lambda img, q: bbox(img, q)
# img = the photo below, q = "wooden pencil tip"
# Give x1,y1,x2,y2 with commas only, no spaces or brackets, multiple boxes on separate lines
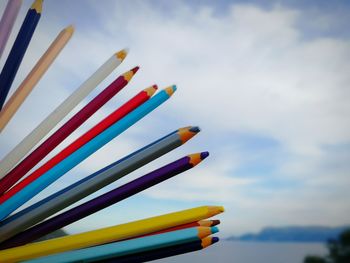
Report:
115,49,128,61
189,126,201,133
131,66,139,74
164,85,177,97
211,220,221,226
201,236,219,248
188,152,208,166
207,206,225,217
64,25,75,34
197,227,214,239
31,0,43,13
122,66,139,82
177,126,200,144
211,226,219,234
144,85,158,97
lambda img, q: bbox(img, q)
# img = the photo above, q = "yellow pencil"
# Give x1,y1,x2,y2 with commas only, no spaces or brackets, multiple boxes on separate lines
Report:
0,206,224,262
0,25,74,132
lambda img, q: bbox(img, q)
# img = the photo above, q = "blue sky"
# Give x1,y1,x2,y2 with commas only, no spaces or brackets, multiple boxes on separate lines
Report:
0,0,349,237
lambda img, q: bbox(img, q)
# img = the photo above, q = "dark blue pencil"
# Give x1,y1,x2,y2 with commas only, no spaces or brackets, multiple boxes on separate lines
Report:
103,236,219,263
0,0,43,109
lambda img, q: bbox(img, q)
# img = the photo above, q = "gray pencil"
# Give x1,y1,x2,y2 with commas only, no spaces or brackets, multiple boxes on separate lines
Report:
0,126,200,243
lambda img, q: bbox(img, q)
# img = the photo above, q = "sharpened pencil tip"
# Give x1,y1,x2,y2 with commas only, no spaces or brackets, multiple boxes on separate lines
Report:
207,206,225,217
202,236,219,248
144,85,158,97
211,220,221,226
178,126,200,144
189,126,201,133
31,0,43,13
200,151,209,160
65,25,75,34
212,237,220,244
164,85,176,96
188,152,208,166
131,66,139,74
211,226,219,234
115,49,128,61
122,67,139,82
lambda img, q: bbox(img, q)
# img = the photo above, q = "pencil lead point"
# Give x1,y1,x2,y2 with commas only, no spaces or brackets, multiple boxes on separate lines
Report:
189,126,201,133
212,236,220,244
211,226,219,234
131,66,139,74
211,220,221,226
200,151,209,160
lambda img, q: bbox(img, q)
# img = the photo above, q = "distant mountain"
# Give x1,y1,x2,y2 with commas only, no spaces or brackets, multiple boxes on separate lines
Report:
227,226,350,243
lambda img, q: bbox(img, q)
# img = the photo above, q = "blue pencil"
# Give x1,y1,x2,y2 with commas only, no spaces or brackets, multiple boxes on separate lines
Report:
24,226,218,263
0,86,176,220
0,0,43,109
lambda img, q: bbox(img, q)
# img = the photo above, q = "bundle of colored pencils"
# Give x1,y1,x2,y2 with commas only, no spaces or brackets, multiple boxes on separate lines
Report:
0,1,225,262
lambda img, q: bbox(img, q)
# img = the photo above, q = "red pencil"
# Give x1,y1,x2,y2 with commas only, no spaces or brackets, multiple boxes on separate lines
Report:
0,67,139,195
0,85,157,203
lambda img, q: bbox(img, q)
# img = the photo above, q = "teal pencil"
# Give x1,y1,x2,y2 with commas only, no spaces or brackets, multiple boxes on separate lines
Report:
0,86,177,220
24,226,218,263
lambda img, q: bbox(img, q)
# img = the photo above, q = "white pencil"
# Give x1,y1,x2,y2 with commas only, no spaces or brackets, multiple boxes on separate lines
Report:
0,50,128,179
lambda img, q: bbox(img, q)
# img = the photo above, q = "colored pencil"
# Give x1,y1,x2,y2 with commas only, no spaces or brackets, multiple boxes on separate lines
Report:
0,85,156,204
0,0,22,58
0,50,128,180
24,227,218,263
0,86,176,220
0,205,224,262
0,0,42,109
0,67,138,195
0,126,200,242
0,151,209,247
103,236,219,263
138,219,221,238
0,25,74,132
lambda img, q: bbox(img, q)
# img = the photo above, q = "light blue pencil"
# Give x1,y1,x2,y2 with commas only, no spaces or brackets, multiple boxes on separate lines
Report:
0,86,176,220
24,226,218,263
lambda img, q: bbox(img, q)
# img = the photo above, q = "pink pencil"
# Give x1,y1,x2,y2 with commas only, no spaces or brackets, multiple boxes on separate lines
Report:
0,0,22,58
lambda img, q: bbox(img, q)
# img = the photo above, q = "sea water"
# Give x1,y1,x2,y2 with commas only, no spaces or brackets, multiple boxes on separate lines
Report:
155,241,327,263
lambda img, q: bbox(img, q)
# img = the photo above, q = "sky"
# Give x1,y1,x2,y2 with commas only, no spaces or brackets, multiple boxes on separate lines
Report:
0,0,349,238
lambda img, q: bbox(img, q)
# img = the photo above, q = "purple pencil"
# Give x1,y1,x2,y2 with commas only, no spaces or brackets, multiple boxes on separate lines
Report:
0,0,22,58
0,152,210,249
